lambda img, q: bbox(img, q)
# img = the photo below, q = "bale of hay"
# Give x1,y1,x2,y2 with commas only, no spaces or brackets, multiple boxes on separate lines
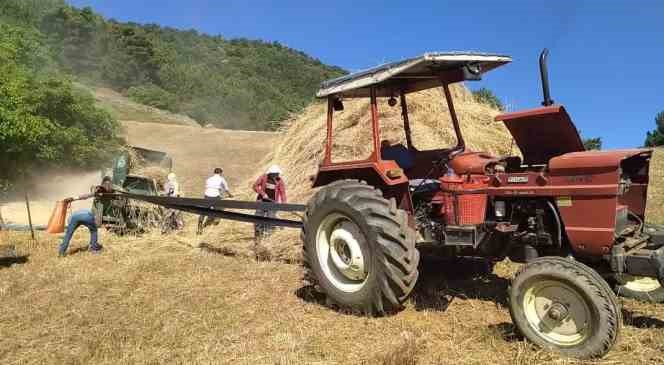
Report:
131,165,169,189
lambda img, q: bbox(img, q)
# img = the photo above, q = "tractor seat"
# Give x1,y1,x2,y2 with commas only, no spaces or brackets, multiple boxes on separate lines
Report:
381,142,415,170
409,179,440,195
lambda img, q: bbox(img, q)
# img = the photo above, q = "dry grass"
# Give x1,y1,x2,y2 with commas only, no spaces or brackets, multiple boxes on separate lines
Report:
3,226,664,364
2,88,664,364
645,148,664,223
88,85,201,127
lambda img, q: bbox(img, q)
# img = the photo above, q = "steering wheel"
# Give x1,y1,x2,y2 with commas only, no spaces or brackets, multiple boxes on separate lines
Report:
448,147,465,160
433,147,465,168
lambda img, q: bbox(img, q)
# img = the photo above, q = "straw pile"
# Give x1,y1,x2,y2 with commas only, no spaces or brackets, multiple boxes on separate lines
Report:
124,147,169,188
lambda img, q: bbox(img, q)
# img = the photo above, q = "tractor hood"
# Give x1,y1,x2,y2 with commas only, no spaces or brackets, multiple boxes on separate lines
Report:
549,148,652,170
495,105,584,165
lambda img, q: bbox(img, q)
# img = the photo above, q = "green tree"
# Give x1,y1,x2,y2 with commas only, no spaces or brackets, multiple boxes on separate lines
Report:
472,88,505,111
583,137,602,150
0,22,122,187
645,111,664,147
1,0,346,131
127,83,177,110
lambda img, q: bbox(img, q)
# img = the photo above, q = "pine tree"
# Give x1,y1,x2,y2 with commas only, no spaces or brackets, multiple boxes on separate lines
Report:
645,111,664,147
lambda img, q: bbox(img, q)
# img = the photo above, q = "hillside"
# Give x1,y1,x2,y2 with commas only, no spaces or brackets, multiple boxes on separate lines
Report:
85,85,200,127
121,121,277,196
1,0,345,130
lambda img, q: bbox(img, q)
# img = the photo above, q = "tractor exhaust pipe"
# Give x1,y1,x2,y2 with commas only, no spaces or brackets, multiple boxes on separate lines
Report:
539,49,554,106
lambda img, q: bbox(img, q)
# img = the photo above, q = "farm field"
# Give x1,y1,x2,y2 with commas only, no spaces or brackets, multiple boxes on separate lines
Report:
2,91,664,364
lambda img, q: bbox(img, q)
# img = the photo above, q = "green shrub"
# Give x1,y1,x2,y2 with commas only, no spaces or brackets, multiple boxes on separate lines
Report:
127,84,177,111
472,88,505,111
583,137,602,150
645,111,664,147
0,22,122,184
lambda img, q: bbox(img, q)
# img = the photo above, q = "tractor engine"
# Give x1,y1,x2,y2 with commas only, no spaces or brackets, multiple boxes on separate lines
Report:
487,199,561,262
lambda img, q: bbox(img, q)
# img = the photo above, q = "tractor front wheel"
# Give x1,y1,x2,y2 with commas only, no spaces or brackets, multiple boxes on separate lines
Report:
614,275,664,303
302,180,419,316
508,257,621,359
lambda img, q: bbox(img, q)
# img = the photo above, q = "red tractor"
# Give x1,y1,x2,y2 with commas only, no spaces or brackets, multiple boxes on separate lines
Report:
301,50,662,358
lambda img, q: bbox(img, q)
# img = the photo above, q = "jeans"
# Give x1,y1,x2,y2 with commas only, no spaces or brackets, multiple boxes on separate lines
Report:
197,196,221,234
59,209,100,254
254,205,277,240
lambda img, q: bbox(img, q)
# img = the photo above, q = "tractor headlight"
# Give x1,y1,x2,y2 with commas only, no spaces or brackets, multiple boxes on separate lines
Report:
494,201,506,218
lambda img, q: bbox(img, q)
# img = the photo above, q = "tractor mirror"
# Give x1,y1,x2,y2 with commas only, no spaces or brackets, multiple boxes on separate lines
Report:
462,64,482,81
333,97,344,111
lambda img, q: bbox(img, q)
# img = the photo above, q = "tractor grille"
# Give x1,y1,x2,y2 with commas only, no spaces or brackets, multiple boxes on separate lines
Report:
440,176,488,225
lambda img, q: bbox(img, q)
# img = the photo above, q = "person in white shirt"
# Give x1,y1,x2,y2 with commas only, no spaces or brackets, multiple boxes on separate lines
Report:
162,173,184,232
164,173,180,197
197,168,233,235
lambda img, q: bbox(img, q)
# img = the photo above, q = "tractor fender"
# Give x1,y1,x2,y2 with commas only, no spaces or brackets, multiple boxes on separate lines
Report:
312,161,413,214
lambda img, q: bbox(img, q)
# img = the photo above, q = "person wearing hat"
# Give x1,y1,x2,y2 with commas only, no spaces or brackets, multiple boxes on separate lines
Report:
162,172,183,232
252,165,287,240
59,176,115,256
164,172,180,198
197,167,233,235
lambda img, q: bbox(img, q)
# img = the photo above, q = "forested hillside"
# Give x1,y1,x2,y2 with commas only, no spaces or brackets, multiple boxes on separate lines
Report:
0,1,122,193
1,0,345,130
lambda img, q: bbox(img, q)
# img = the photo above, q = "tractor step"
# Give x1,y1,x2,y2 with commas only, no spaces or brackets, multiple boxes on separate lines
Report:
444,225,480,248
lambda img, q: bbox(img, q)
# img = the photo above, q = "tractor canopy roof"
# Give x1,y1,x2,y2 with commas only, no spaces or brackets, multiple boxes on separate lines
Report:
317,52,511,98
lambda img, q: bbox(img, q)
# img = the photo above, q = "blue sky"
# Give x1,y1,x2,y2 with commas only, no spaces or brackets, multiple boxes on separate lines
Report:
68,0,663,149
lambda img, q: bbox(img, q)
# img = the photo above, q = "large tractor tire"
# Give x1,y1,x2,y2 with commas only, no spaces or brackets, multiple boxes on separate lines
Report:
302,180,419,316
508,257,621,359
614,275,664,303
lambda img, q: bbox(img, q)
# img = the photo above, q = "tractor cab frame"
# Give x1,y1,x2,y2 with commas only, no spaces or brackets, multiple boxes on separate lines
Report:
313,53,512,214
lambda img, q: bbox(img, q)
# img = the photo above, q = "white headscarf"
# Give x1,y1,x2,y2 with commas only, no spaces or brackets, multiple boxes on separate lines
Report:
165,173,179,196
267,165,282,175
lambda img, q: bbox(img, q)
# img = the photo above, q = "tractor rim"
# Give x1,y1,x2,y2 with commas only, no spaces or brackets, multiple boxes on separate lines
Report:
623,275,662,292
316,213,368,293
522,279,592,347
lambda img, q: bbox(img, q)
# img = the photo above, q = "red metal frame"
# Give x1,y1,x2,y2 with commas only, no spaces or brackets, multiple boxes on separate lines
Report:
399,91,413,149
441,82,465,149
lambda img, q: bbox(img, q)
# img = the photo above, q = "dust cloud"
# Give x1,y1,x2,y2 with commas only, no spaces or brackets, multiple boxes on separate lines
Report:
1,171,102,226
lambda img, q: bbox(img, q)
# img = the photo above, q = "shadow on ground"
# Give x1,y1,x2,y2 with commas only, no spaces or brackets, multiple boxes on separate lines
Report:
623,309,664,329
295,256,509,316
488,322,523,342
0,255,29,268
410,256,509,312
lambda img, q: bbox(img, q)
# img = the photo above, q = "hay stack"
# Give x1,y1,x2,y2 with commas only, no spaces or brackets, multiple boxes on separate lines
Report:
251,85,514,203
131,166,169,189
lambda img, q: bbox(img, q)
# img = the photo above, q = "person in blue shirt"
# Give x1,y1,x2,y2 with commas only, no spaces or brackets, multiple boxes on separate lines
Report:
59,176,114,257
380,139,415,170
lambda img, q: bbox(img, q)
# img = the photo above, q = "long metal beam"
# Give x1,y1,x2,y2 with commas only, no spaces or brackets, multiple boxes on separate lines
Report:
101,193,305,228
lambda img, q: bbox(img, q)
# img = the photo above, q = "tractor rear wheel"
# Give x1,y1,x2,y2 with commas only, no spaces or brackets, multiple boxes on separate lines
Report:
508,257,621,359
614,275,664,303
302,180,419,316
